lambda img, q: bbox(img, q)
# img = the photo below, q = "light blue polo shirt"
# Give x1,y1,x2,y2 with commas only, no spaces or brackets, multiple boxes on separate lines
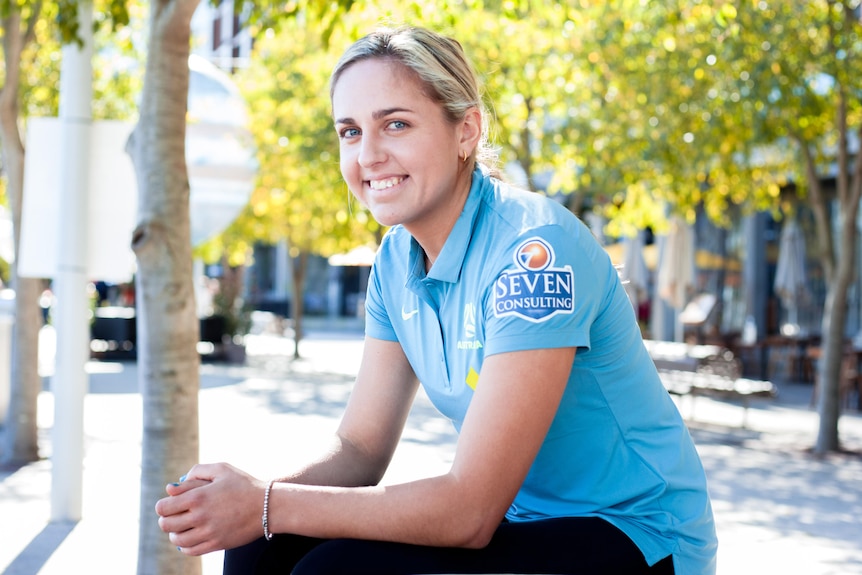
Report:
364,167,717,574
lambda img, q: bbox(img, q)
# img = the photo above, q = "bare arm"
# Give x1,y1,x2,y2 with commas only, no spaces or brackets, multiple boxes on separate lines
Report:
157,343,575,554
157,343,574,555
264,346,575,549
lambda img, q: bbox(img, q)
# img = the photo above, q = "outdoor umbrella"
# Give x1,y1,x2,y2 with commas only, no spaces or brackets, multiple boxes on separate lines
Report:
773,219,809,328
657,216,696,341
622,231,649,309
658,216,695,309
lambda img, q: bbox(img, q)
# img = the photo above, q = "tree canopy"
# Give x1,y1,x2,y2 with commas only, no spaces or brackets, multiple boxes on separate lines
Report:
222,0,823,255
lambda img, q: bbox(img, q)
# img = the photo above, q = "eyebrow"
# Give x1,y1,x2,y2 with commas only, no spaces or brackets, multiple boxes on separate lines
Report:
334,107,414,125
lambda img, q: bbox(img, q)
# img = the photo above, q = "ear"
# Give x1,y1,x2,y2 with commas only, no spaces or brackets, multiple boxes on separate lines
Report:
458,106,483,155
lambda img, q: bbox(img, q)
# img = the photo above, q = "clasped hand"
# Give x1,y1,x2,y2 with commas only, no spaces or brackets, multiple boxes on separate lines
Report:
155,462,266,556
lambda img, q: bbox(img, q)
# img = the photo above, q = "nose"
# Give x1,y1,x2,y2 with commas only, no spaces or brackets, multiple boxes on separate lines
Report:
357,133,386,168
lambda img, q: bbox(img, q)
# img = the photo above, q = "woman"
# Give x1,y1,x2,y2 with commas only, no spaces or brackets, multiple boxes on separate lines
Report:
156,25,718,574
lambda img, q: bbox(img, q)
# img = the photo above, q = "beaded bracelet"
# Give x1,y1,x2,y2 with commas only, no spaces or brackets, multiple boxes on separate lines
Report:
262,479,275,541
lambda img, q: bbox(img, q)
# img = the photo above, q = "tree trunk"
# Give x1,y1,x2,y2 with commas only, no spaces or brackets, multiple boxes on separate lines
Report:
215,256,246,338
805,89,862,454
0,11,42,466
291,251,308,360
128,0,202,573
815,287,844,453
814,192,857,454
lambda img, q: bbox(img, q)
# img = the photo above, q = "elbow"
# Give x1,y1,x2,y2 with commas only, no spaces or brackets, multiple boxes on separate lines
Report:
449,507,506,550
460,529,495,550
434,472,513,548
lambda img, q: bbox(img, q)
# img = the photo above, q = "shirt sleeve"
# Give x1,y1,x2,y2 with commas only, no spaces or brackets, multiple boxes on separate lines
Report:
363,260,399,342
482,222,614,357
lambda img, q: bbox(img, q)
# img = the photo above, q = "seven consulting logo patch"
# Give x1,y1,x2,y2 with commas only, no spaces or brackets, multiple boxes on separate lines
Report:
493,237,574,322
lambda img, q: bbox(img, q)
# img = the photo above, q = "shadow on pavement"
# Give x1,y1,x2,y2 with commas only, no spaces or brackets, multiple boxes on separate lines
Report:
3,521,76,575
49,360,264,395
693,421,862,555
688,422,763,446
0,460,26,482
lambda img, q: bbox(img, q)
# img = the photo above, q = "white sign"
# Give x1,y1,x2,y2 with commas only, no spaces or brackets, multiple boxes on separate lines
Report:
19,118,137,282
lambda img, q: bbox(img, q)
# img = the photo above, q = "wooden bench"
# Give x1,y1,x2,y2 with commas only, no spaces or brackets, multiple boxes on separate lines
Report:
643,340,777,427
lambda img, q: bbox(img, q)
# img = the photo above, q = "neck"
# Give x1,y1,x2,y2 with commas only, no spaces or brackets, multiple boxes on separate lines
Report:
409,165,474,271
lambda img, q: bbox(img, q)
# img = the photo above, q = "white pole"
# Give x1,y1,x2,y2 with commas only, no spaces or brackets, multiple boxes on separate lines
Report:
51,1,93,522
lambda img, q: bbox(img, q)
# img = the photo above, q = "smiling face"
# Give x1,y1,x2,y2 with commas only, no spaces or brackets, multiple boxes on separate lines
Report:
332,58,479,244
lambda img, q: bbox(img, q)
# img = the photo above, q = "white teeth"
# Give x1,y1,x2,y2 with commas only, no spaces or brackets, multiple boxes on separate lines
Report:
369,177,404,190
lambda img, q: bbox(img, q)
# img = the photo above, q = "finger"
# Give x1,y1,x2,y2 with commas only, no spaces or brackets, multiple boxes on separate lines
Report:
171,528,218,557
155,495,178,519
176,541,215,557
155,482,207,518
162,463,224,496
158,507,196,534
165,478,210,497
184,462,232,483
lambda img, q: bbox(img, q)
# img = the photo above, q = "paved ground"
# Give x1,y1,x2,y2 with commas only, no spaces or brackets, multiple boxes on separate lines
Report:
1,321,861,574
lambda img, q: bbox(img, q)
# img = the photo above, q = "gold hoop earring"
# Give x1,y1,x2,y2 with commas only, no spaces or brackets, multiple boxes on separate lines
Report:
462,150,469,163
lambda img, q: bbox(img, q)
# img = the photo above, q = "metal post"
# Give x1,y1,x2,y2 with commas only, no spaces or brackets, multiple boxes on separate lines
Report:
51,0,93,522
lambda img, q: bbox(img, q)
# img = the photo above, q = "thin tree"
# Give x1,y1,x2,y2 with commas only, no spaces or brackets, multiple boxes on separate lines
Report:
127,2,203,571
130,2,357,571
0,1,43,466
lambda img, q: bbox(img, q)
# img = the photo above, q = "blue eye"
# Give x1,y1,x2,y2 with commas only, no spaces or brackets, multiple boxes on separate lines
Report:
340,127,360,138
388,120,407,130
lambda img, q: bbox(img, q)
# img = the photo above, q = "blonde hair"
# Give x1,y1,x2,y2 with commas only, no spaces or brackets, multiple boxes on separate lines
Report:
330,25,499,173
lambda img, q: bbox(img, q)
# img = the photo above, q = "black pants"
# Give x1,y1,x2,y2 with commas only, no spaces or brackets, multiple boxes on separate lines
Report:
223,516,674,574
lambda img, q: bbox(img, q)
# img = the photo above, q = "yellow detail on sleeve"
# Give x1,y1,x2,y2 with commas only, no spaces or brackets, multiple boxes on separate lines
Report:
466,367,480,390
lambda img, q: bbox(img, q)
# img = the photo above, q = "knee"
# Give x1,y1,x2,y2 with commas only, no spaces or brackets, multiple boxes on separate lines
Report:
291,539,375,575
222,537,270,575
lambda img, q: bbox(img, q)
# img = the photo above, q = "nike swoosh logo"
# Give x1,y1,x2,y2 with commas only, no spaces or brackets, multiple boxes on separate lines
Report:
401,307,419,320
